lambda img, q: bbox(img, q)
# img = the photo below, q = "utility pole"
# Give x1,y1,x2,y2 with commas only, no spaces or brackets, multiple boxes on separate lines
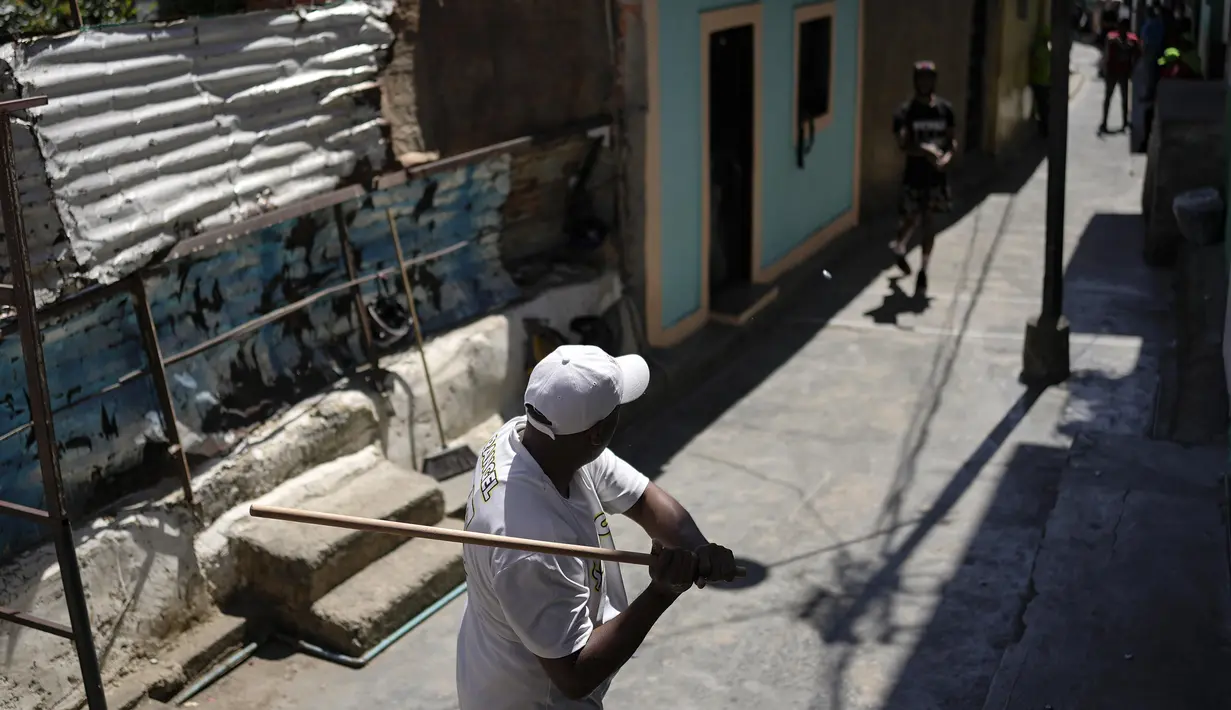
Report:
1022,0,1072,386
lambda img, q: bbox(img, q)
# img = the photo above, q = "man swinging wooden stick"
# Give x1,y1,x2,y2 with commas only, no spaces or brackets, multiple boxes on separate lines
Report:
250,344,742,707
456,344,739,708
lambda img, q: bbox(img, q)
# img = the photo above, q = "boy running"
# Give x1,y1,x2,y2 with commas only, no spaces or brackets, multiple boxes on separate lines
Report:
890,60,957,296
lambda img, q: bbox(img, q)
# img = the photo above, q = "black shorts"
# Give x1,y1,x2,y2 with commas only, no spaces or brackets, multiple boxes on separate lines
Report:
899,180,952,217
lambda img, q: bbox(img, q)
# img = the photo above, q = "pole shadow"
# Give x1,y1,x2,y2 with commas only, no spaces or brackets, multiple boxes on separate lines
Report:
804,204,1177,708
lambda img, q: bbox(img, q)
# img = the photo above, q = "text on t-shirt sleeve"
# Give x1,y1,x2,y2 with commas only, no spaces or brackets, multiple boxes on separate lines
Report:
589,449,651,515
492,553,595,660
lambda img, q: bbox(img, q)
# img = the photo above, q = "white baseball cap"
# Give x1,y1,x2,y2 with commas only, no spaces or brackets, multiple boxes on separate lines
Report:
523,344,650,439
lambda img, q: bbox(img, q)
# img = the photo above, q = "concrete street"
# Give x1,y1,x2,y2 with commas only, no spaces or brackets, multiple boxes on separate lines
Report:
195,44,1230,709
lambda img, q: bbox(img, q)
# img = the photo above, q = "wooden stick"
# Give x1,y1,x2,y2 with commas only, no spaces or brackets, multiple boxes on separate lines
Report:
249,504,747,578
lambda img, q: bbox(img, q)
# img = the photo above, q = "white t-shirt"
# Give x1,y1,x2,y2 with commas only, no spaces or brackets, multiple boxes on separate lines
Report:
456,416,650,709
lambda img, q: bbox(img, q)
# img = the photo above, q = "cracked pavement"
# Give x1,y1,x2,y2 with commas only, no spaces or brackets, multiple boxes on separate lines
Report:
979,431,1231,710
196,44,1230,709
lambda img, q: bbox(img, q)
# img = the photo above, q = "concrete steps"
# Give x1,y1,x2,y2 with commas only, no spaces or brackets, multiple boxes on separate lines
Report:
230,458,445,614
301,517,467,656
197,440,471,660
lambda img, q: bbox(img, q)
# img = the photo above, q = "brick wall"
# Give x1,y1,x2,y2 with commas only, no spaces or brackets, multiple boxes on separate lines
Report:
0,135,609,562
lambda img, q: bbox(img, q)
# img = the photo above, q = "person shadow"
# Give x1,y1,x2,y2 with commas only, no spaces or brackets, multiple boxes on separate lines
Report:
863,276,933,326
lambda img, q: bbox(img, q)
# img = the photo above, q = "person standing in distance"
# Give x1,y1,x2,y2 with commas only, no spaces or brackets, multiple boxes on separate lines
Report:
1099,17,1141,134
889,60,957,297
456,344,740,709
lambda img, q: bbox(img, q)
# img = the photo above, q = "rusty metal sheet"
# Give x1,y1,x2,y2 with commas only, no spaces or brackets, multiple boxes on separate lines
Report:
0,1,394,295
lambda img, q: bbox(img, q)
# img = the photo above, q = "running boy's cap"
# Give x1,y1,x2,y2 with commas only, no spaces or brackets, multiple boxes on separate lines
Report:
913,60,938,75
523,345,650,440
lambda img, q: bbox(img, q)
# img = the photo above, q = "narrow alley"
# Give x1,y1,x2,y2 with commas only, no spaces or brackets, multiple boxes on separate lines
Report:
170,44,1231,710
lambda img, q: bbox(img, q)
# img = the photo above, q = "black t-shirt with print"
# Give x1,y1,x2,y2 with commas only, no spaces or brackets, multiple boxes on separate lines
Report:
893,97,956,187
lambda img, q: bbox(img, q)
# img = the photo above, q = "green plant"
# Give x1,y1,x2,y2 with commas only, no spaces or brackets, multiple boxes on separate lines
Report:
1,0,136,40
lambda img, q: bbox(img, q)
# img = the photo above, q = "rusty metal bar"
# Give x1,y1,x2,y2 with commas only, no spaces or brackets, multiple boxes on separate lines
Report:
162,238,470,368
0,237,473,448
372,116,612,191
66,0,82,28
165,185,364,262
61,367,145,408
0,188,366,337
0,498,50,524
0,420,30,444
333,204,377,369
0,96,50,113
0,606,74,639
0,367,144,445
0,95,107,710
374,136,533,191
0,279,131,338
129,279,193,506
0,122,604,340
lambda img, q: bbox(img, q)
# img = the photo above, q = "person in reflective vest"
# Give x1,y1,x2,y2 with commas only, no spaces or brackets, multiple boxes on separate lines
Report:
1158,46,1199,79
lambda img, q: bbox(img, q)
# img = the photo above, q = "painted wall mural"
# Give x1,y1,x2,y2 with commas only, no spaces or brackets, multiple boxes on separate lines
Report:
0,154,521,562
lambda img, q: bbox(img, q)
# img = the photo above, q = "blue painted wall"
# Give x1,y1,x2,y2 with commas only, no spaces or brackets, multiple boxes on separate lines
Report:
0,154,521,561
653,0,860,328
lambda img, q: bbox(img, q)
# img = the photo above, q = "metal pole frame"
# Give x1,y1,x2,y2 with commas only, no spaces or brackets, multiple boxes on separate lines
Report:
129,277,194,507
332,204,378,370
67,0,82,30
0,104,606,710
1021,0,1073,386
1042,0,1071,320
0,95,108,709
384,208,448,446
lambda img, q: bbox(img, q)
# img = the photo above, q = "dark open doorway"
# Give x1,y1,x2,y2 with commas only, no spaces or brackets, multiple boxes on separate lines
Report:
707,23,769,323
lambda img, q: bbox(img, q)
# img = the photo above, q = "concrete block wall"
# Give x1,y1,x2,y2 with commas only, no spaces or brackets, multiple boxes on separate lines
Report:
1173,240,1230,444
1142,80,1228,265
0,135,608,563
0,293,159,559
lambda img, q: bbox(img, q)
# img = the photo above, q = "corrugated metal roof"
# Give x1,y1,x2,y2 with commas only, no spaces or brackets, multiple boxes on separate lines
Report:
0,1,393,299
0,66,74,305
